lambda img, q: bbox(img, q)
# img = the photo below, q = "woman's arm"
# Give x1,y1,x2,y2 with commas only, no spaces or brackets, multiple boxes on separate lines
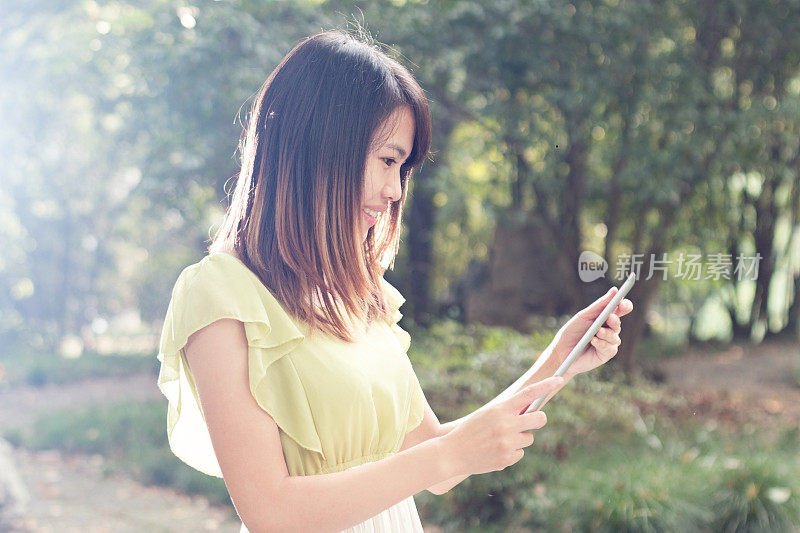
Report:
429,290,633,495
426,342,569,495
275,441,447,531
484,342,570,410
185,318,455,532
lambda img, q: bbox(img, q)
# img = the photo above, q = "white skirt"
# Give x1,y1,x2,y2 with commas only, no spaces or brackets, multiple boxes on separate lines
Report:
239,459,425,532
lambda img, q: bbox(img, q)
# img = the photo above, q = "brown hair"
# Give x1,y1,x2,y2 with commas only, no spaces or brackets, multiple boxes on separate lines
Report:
209,30,431,342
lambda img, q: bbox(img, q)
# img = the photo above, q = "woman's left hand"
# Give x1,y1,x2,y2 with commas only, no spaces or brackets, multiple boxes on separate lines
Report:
550,287,634,378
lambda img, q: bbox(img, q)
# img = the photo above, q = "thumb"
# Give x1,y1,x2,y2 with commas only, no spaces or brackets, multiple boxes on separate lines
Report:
578,287,617,319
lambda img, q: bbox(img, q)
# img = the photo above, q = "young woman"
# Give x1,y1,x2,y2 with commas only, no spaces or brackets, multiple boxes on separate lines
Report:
156,30,633,532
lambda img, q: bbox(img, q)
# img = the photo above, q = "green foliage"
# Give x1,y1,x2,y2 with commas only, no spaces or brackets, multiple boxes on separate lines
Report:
2,0,800,359
711,456,800,533
0,0,335,349
26,401,160,456
411,320,800,532
634,332,690,362
534,375,676,456
2,428,24,448
2,2,798,526
408,318,556,420
543,453,711,533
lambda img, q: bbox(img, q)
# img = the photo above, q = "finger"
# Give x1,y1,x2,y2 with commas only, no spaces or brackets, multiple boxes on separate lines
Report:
598,331,621,346
590,336,620,358
596,326,621,345
615,299,634,317
509,376,565,413
517,410,547,431
606,313,621,333
513,431,535,451
578,287,617,319
518,433,535,449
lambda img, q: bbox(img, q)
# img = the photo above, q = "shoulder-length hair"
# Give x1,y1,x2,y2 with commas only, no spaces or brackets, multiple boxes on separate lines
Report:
209,30,432,342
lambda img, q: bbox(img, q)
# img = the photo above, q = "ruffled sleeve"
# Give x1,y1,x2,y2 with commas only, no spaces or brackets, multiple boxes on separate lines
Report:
156,254,323,477
379,277,425,437
380,277,411,352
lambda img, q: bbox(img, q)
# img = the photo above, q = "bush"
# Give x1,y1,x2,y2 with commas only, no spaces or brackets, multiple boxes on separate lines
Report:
410,319,800,532
711,456,800,533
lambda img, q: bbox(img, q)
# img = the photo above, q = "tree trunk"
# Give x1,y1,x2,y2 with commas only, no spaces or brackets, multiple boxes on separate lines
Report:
403,114,456,326
405,178,435,326
603,171,621,271
616,274,662,375
725,180,752,340
603,79,638,269
747,171,779,336
770,161,800,340
619,159,706,370
729,306,752,340
513,150,525,210
780,269,800,341
561,119,587,306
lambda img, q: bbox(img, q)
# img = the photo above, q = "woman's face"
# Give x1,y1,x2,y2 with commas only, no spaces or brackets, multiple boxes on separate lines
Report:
361,106,415,242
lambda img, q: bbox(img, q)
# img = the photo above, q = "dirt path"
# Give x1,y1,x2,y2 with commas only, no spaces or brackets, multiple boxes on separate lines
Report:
652,338,800,425
7,447,242,532
1,373,243,532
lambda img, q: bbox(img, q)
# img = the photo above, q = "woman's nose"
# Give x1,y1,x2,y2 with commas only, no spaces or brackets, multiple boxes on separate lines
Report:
382,169,402,202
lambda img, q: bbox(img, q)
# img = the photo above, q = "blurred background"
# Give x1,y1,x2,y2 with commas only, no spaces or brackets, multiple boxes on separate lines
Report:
1,0,799,531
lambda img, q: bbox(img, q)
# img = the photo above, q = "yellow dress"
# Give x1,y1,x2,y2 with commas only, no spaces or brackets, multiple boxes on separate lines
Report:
156,253,427,532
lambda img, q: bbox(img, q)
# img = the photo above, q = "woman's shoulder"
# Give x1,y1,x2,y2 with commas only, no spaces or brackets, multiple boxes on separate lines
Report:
160,251,306,356
212,244,243,262
165,249,288,327
173,250,252,291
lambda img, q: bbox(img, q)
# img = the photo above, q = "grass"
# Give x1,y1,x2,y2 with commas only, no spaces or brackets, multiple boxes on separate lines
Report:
414,397,800,532
0,346,158,388
1,399,233,508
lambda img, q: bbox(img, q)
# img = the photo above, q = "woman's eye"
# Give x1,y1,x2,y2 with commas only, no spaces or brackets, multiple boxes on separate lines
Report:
381,157,397,167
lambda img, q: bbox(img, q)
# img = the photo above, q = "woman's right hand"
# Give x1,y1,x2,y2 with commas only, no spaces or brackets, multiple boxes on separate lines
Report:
440,376,564,478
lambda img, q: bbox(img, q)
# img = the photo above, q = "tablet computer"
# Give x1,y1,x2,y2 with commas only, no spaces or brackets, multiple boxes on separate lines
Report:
524,271,637,413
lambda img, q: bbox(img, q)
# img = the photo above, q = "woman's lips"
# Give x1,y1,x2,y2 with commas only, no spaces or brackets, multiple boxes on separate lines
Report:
363,210,377,226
